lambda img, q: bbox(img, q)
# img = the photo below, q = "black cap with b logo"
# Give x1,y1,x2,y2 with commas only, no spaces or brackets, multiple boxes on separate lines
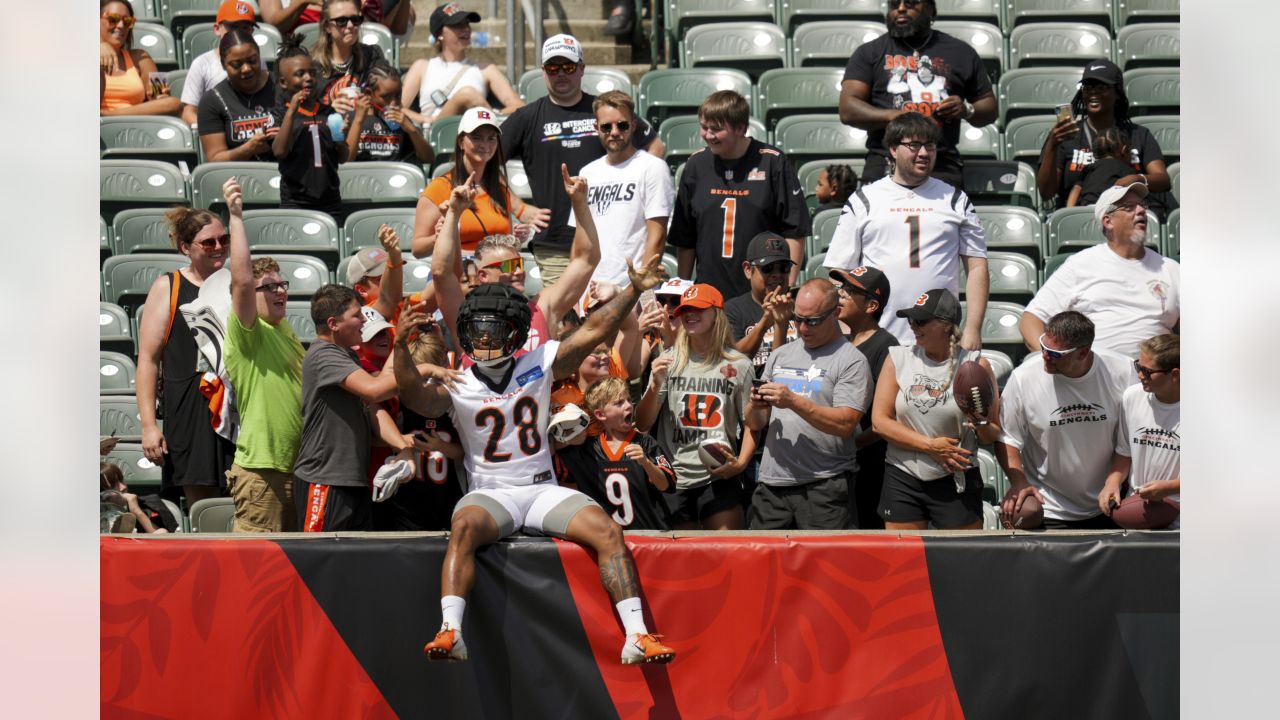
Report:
746,232,792,267
896,288,961,325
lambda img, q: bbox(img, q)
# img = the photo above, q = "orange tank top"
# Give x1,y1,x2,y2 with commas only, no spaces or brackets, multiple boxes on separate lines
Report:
101,50,146,112
423,172,524,254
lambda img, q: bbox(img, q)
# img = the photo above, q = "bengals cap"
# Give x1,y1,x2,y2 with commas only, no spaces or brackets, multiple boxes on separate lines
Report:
216,0,256,25
458,106,501,135
895,288,960,325
830,265,890,303
673,284,724,315
429,3,481,39
542,34,583,64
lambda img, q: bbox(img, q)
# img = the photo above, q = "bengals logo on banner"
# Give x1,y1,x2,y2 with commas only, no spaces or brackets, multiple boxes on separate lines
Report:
677,393,724,429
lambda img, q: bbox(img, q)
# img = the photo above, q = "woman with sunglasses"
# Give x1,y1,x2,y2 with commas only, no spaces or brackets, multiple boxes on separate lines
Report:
197,28,279,163
870,288,1000,530
99,0,180,116
412,107,548,258
135,207,237,509
635,284,755,531
311,0,387,115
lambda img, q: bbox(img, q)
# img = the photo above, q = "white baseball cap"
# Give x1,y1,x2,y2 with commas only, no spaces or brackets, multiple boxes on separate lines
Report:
1093,182,1149,225
542,33,583,64
458,106,501,135
360,306,393,343
653,277,694,297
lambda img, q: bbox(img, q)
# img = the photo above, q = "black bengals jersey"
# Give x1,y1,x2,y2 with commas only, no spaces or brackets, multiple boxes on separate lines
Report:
272,99,343,215
668,138,810,299
372,411,467,532
555,431,676,531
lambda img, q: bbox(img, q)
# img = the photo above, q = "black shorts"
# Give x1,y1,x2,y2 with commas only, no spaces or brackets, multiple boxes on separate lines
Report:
750,473,851,530
297,480,373,532
664,476,743,525
878,464,982,528
1041,513,1118,530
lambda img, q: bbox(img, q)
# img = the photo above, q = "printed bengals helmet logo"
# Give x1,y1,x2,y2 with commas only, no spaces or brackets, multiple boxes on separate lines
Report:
914,293,930,306
683,286,699,300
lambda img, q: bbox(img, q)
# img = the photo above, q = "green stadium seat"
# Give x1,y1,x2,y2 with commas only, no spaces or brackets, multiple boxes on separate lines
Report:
100,394,144,441
506,159,533,201
112,208,181,255
1047,205,1161,254
1115,23,1179,69
796,158,865,199
1136,115,1179,164
520,253,542,298
637,68,753,126
1007,0,1114,29
1003,116,1054,165
337,254,434,294
242,209,342,268
100,117,198,168
997,67,1080,126
431,161,454,179
962,160,1038,208
189,497,235,532
790,21,884,68
774,114,868,163
1162,207,1179,257
134,0,162,22
283,300,317,345
100,302,136,357
980,349,1015,390
777,0,883,33
681,22,786,79
428,114,464,170
1114,0,1181,26
657,115,767,169
190,161,279,211
519,67,633,102
662,254,679,279
165,68,187,101
1008,24,1113,70
976,447,1008,504
1042,252,1071,282
101,215,112,262
253,254,331,297
1167,161,1179,203
808,207,841,257
1122,67,1180,115
100,160,188,223
935,0,1002,25
162,0,220,37
934,21,1006,81
181,22,282,68
756,68,843,129
970,250,1040,303
963,300,1028,364
958,120,1002,159
101,351,139,395
102,253,190,309
104,442,162,492
803,252,826,282
975,206,1045,265
131,22,180,70
338,162,427,211
342,208,415,256
669,0,775,53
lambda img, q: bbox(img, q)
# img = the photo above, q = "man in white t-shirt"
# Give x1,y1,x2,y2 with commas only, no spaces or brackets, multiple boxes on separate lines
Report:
997,311,1132,529
569,90,674,289
179,1,268,126
1020,182,1180,359
824,111,988,348
1100,333,1180,528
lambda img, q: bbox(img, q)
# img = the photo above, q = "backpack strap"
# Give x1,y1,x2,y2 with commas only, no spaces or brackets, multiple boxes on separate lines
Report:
163,270,181,346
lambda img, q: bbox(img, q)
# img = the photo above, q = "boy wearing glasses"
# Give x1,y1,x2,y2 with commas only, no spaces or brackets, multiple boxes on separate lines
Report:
725,232,799,377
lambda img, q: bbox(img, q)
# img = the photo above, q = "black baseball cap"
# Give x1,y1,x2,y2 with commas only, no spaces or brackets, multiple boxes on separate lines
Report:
896,288,960,325
746,232,792,267
430,3,481,38
1080,59,1123,88
830,266,890,303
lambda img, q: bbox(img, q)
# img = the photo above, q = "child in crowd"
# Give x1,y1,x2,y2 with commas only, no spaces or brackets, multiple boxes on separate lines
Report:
1067,127,1132,208
815,164,857,214
272,34,348,222
100,461,175,534
346,61,435,163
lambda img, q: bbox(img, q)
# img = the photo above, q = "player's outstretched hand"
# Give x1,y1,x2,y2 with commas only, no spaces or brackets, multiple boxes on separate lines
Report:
625,253,668,294
561,163,588,200
222,176,244,217
422,363,464,390
395,300,431,345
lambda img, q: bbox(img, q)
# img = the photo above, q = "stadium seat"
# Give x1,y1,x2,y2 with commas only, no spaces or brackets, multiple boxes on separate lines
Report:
669,0,775,52
342,208,415,256
1115,23,1179,69
102,253,190,309
181,21,282,68
1042,252,1071,282
506,159,533,201
981,349,1015,389
756,68,843,129
1122,67,1180,115
190,161,279,211
520,253,542,298
1008,24,1113,69
1007,0,1113,29
101,351,139,395
337,254,433,294
808,207,841,257
162,0,220,38
957,120,1001,159
100,302,136,356
242,209,342,268
976,447,1008,504
134,0,162,22
100,160,188,223
934,0,1002,25
774,114,868,164
431,161,454,180
101,215,113,263
975,250,1040,303
428,114,463,166
100,116,198,168
657,115,767,169
975,206,1045,265
104,442,162,493
131,22,179,70
1138,114,1179,164
189,497,235,532
1162,207,1179,258
111,208,181,255
637,68,753,126
519,67,633,103
790,20,884,67
1003,116,1054,164
796,158,865,199
681,22,786,79
165,68,187,102
662,254,680,279
962,160,1038,208
1167,161,1179,203
777,0,883,33
803,252,826,282
1114,0,1181,26
966,300,1028,364
253,255,331,297
283,300,317,345
997,67,1081,126
933,21,1006,81
1046,206,1160,254
100,394,144,441
338,162,427,211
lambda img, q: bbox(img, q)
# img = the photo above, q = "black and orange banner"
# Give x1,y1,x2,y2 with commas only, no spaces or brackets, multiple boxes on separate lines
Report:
101,533,1177,719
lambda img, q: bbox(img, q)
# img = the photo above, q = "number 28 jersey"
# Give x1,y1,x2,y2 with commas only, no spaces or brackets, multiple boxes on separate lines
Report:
448,340,559,490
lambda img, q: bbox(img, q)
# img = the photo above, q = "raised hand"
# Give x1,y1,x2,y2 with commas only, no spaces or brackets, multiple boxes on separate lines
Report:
561,163,587,200
625,253,668,294
377,224,402,254
448,169,481,212
222,176,244,217
287,88,310,113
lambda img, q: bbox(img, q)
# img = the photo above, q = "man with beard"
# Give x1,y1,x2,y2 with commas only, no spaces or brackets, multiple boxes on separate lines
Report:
839,0,997,187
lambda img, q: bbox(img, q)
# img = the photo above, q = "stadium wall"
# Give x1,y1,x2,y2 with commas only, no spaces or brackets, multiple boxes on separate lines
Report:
101,532,1178,719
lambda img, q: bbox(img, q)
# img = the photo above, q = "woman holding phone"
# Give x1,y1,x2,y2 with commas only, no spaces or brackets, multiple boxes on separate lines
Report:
99,0,180,116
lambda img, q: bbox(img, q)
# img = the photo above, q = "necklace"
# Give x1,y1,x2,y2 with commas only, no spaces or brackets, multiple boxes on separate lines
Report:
902,30,933,59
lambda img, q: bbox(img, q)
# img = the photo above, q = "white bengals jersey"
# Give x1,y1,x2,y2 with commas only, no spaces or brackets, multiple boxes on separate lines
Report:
825,176,986,344
448,340,559,490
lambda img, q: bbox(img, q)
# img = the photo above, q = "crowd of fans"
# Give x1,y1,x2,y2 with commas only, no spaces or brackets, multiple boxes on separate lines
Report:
102,0,1180,534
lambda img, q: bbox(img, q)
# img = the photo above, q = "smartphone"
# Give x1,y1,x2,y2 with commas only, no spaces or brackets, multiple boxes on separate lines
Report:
751,378,767,390
1055,103,1072,124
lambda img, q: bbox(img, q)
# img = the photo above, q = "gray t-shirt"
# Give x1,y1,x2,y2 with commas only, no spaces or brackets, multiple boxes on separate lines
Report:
293,340,371,487
653,350,755,489
886,344,981,481
758,336,872,486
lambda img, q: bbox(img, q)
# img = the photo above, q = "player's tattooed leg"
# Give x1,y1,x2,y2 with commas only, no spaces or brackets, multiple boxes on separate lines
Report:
599,551,640,602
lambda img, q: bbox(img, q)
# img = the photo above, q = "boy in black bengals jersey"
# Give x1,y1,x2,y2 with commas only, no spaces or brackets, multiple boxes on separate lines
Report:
557,377,676,530
272,35,348,222
668,90,810,300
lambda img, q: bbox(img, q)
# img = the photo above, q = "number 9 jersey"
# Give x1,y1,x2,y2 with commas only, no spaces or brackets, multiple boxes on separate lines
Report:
449,340,560,490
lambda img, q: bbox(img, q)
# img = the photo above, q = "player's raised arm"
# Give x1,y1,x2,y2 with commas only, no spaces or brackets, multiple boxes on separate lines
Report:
553,254,666,380
539,164,601,320
431,174,481,341
394,302,454,418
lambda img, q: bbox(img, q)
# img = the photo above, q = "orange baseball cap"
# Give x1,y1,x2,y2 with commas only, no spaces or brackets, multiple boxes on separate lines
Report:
673,284,724,315
216,0,257,24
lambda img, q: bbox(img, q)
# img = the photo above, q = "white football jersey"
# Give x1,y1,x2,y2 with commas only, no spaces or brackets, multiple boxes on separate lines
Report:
448,340,560,490
825,176,986,344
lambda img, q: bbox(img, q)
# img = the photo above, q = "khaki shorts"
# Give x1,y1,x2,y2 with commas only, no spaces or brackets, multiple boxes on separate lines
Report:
226,464,298,533
530,244,571,287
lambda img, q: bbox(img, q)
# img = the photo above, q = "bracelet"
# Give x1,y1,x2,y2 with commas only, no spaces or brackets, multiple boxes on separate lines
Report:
386,259,405,269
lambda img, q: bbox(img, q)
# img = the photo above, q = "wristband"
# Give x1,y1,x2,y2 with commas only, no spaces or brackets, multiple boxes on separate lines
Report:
386,259,405,269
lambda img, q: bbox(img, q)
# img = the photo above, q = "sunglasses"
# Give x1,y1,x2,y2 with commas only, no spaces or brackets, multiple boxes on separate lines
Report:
543,62,579,75
192,234,231,250
897,140,937,154
837,283,874,301
102,13,136,29
1039,333,1080,360
256,281,290,294
792,306,837,327
329,14,364,27
1133,360,1169,378
907,316,938,328
655,295,683,308
756,260,793,275
890,0,925,8
599,121,630,134
481,256,524,273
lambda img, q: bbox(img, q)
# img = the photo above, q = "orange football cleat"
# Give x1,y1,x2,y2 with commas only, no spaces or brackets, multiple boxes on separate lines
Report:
424,625,468,662
621,633,675,665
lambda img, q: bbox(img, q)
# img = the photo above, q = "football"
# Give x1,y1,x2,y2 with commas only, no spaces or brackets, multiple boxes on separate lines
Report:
953,360,995,420
1004,493,1044,530
1111,495,1180,530
696,439,735,470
